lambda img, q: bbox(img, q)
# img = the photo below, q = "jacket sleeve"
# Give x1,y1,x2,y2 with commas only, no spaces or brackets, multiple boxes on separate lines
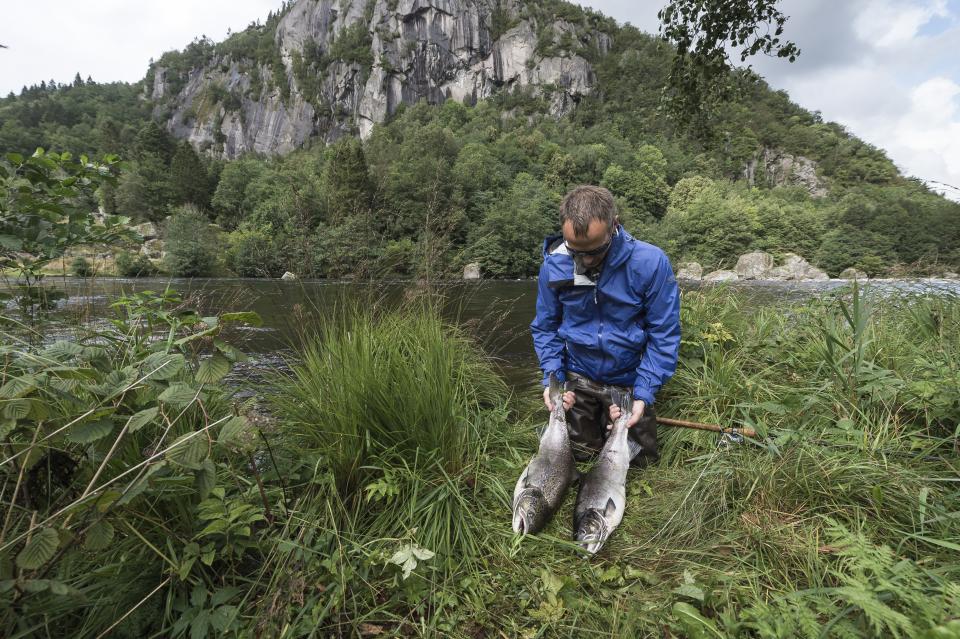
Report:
530,261,566,386
632,252,681,405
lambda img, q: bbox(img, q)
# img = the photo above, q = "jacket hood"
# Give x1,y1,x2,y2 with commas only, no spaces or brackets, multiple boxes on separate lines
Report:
541,224,634,268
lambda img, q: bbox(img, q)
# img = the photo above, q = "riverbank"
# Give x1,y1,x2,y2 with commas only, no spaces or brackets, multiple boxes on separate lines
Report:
2,284,958,637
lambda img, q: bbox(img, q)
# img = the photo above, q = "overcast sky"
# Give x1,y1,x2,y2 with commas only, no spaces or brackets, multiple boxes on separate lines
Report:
1,0,958,200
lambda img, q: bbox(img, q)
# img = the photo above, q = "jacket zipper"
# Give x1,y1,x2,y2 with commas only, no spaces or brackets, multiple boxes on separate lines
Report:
595,287,605,377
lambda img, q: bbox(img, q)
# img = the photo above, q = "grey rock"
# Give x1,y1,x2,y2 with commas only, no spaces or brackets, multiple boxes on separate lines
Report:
675,262,702,280
463,262,481,280
134,222,159,240
140,238,165,260
839,267,868,280
734,251,774,280
152,0,600,158
281,271,297,281
703,269,739,282
942,271,959,279
769,253,829,281
744,148,828,198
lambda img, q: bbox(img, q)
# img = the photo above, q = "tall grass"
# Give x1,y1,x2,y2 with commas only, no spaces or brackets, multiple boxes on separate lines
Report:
267,302,508,559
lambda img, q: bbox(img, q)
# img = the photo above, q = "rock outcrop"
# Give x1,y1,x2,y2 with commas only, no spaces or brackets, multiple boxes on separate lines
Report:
151,0,608,158
744,148,827,198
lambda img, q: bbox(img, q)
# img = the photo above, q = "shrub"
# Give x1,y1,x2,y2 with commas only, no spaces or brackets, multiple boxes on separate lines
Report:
70,256,94,277
162,205,219,277
225,226,285,278
115,250,158,277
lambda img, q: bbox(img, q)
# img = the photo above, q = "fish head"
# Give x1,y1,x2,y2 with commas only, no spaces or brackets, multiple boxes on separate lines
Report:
512,489,551,535
574,509,610,554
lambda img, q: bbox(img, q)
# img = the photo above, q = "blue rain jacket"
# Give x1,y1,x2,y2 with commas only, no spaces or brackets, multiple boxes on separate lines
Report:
530,225,681,405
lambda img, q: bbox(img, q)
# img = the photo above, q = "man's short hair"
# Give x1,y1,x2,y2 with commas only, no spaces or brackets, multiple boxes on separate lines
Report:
559,185,617,237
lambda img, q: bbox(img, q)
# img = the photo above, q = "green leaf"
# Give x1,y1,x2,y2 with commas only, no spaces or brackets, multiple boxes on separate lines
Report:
16,527,60,570
196,355,231,384
67,418,114,444
125,407,158,433
4,399,31,420
117,463,165,506
0,375,37,399
672,602,723,639
0,235,22,251
41,340,85,361
166,432,208,469
214,339,248,363
218,416,249,445
220,311,262,326
83,520,115,551
159,382,199,408
196,458,216,499
142,352,185,381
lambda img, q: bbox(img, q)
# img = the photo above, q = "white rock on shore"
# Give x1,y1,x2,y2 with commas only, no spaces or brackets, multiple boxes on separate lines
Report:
676,262,703,280
703,269,739,282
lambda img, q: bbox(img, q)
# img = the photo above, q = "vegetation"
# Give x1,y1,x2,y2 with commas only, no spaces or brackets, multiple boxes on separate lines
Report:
2,0,958,279
3,279,959,636
162,206,221,277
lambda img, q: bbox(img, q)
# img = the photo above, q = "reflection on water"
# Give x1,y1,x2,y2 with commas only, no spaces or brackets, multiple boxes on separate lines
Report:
5,276,959,392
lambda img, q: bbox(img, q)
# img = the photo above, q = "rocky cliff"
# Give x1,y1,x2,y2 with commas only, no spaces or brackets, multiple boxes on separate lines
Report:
149,0,611,159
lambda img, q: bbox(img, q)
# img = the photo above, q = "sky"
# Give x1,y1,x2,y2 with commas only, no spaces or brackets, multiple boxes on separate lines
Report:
1,0,958,200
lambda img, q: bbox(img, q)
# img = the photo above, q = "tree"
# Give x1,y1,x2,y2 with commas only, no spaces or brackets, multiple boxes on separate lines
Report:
170,141,211,208
600,145,670,221
659,0,799,132
322,137,372,223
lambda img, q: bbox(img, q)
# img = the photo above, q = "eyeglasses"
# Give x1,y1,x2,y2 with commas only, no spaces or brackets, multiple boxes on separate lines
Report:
565,236,612,258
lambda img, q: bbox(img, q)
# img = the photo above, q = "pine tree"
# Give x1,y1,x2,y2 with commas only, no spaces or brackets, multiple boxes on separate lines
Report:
170,142,211,208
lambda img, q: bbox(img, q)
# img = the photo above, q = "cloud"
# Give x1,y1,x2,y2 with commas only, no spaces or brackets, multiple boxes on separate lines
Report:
0,0,283,94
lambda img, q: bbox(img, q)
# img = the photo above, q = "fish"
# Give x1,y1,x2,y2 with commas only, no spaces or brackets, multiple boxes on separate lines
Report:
573,388,634,554
511,373,578,535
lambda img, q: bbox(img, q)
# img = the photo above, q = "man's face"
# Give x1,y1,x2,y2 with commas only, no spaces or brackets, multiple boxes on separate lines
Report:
562,218,614,270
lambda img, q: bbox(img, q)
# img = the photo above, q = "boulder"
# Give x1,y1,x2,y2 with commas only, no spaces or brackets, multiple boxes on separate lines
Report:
134,222,159,240
839,267,868,280
463,262,481,280
703,270,739,282
769,253,829,281
942,271,959,279
734,251,774,280
280,271,297,281
139,238,165,260
676,262,703,280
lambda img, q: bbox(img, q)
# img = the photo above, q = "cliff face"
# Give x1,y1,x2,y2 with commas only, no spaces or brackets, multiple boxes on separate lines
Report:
149,0,611,159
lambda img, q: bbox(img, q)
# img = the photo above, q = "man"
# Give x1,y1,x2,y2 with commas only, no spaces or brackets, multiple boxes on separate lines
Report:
530,185,681,467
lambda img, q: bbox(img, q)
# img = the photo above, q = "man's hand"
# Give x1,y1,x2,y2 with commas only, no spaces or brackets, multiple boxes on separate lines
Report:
608,401,645,429
544,386,576,412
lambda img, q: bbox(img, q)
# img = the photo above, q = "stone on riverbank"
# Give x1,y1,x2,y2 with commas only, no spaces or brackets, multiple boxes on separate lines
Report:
281,271,297,281
769,253,828,281
839,267,868,280
676,262,703,280
140,238,165,260
704,270,739,282
735,251,775,280
463,263,481,280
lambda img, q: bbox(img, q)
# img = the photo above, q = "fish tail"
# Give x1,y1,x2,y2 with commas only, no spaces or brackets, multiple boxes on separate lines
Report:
548,372,563,407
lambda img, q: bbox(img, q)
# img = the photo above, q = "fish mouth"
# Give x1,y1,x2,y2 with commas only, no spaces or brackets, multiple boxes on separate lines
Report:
574,510,609,554
512,490,545,535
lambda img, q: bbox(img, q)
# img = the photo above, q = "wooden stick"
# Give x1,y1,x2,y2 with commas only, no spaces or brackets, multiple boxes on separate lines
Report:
656,416,757,438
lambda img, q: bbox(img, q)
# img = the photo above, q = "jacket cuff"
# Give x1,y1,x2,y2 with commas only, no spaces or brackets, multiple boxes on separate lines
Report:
632,386,655,405
541,369,566,386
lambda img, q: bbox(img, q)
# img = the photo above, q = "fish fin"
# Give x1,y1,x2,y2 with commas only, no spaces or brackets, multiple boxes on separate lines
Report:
604,497,617,516
520,467,531,489
621,393,633,417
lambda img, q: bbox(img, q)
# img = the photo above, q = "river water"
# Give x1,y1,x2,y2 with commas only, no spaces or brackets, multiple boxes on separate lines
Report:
7,276,960,392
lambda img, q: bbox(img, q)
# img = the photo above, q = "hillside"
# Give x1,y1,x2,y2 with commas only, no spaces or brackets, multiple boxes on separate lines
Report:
1,0,958,277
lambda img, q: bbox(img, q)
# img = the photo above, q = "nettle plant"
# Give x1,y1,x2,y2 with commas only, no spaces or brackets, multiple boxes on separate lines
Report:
0,287,263,634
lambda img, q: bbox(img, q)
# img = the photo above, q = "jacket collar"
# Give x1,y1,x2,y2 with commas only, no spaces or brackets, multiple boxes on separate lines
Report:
542,224,633,288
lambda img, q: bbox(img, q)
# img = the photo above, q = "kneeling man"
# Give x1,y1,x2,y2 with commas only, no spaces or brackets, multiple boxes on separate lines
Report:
530,185,681,467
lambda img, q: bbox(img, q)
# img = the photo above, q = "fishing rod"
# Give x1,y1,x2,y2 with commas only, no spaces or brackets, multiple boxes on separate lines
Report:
656,416,757,438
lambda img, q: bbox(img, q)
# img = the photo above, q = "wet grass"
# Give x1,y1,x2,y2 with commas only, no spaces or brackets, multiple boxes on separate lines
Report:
4,285,959,637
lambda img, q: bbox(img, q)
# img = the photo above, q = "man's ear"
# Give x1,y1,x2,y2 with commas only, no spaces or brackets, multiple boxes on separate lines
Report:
613,215,620,228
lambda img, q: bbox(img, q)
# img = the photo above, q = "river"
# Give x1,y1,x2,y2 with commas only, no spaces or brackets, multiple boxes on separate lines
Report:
7,276,960,392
